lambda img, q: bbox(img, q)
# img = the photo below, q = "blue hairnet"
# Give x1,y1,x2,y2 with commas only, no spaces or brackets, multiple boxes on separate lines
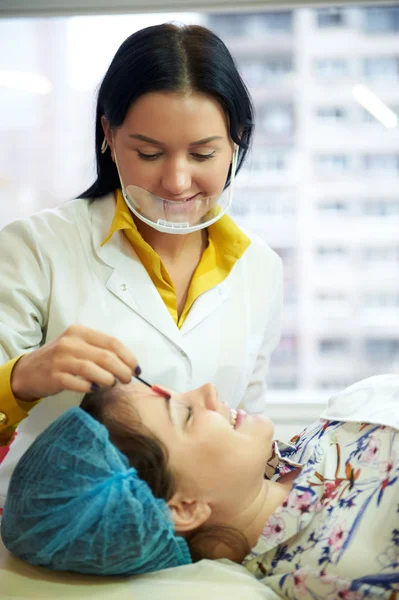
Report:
1,407,191,576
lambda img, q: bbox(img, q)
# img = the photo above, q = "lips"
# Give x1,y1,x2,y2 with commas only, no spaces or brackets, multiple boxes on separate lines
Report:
163,193,201,203
229,408,247,429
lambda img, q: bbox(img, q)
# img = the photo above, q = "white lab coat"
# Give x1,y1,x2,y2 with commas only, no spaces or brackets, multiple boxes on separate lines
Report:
0,193,283,505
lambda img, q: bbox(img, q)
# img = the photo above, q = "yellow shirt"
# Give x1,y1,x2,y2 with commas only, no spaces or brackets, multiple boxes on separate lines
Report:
0,190,250,443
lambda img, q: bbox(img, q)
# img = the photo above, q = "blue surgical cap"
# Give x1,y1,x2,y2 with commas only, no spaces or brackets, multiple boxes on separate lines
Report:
1,407,192,576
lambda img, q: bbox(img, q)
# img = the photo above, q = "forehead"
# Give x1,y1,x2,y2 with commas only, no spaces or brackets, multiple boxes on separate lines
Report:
123,91,229,136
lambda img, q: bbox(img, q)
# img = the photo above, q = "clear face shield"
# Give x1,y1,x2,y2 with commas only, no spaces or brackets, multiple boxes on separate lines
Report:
113,143,239,235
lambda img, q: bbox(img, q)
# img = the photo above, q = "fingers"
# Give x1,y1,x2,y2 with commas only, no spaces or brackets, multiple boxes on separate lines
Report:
67,325,139,374
60,357,117,388
55,372,93,394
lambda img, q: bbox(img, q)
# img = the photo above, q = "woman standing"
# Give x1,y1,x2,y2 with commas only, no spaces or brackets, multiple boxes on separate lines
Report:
0,23,283,508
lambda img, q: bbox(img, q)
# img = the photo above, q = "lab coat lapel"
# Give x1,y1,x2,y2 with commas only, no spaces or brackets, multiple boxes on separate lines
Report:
90,195,182,346
180,282,232,335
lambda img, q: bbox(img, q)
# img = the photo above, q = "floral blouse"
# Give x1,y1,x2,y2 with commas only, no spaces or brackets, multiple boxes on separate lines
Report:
243,383,399,599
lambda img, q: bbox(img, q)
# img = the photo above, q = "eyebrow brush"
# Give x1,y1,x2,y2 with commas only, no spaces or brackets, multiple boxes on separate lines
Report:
134,374,171,400
91,374,171,400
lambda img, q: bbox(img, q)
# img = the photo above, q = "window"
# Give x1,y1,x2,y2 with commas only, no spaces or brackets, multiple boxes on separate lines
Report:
319,379,352,391
363,246,399,263
316,292,350,316
246,149,290,172
316,154,351,173
365,339,399,361
240,57,293,87
364,6,399,33
363,293,399,309
317,200,350,214
316,8,348,28
364,57,399,80
362,199,399,216
363,154,399,175
316,107,348,122
319,339,349,355
207,11,292,37
259,104,294,135
316,246,348,259
315,58,350,77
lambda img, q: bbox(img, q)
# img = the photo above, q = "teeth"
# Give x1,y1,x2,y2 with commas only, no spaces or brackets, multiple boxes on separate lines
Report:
230,409,237,428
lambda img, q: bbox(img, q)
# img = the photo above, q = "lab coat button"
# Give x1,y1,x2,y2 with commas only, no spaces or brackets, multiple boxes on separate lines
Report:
0,412,8,426
120,284,127,292
180,350,186,358
218,288,223,295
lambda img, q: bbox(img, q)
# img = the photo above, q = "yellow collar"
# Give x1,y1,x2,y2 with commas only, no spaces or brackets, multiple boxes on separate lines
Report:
101,189,250,326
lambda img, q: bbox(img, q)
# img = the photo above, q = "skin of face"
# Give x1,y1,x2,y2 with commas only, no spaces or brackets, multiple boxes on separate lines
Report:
120,381,275,537
101,91,235,213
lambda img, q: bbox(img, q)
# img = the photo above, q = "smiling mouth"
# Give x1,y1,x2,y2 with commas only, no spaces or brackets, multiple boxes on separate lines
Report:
163,193,201,204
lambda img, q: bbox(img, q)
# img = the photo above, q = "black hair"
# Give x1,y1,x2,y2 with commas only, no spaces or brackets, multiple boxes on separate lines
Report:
80,23,254,199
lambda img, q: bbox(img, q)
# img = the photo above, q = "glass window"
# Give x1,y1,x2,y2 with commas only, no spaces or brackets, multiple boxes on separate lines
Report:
315,58,351,77
240,57,293,87
319,379,351,390
363,154,399,174
316,8,348,28
363,293,399,309
207,11,292,37
364,6,399,33
316,246,348,258
316,107,348,122
364,57,399,80
317,200,350,214
316,154,351,173
319,339,349,354
363,246,399,262
259,104,294,135
362,199,399,216
365,339,399,361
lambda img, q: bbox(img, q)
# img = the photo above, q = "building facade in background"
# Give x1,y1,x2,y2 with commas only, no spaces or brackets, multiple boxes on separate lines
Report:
208,5,399,390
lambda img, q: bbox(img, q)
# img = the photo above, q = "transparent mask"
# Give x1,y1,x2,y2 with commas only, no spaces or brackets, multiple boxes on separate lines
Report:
114,144,239,235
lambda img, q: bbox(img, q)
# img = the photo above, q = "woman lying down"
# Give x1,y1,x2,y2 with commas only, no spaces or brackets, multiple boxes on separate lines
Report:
1,375,399,599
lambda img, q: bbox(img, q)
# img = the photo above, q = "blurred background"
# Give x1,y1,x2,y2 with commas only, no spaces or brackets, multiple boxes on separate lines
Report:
1,2,398,436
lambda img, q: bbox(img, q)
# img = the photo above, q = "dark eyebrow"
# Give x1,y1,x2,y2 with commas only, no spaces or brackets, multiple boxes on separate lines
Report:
128,134,224,147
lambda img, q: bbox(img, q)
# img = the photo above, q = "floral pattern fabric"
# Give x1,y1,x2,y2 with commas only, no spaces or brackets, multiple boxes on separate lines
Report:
243,418,399,599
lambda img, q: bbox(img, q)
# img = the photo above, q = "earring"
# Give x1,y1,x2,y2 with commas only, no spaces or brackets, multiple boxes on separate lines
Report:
101,137,109,154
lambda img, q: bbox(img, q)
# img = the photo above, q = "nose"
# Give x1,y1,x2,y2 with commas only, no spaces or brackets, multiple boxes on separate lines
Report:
188,383,219,412
161,157,192,196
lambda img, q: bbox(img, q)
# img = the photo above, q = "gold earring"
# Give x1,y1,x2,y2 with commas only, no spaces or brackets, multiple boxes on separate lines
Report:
101,137,109,154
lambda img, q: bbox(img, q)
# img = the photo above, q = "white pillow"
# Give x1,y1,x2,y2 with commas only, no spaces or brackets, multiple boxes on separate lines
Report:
0,538,279,600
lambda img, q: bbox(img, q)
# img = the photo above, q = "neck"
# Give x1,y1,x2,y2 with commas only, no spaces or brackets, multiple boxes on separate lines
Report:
133,215,205,263
209,478,292,562
238,479,292,550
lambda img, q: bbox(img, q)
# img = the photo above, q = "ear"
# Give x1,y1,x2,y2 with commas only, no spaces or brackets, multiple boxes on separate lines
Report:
100,114,115,161
167,493,211,534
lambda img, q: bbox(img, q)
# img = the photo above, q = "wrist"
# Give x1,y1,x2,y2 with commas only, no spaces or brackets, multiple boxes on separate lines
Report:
10,356,37,402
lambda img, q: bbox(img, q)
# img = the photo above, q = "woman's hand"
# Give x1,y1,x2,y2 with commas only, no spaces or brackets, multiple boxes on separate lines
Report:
10,325,139,401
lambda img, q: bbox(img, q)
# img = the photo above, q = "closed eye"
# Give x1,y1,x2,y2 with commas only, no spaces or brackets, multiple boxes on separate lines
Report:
136,150,216,162
186,405,193,423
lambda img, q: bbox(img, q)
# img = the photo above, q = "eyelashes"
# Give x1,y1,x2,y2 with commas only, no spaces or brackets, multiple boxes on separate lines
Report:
186,405,193,423
136,150,216,162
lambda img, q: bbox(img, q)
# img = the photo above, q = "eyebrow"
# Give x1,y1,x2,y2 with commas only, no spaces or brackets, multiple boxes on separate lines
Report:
128,134,224,147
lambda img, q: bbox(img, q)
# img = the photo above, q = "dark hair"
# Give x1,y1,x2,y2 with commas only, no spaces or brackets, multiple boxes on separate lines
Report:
80,387,250,563
80,23,254,199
